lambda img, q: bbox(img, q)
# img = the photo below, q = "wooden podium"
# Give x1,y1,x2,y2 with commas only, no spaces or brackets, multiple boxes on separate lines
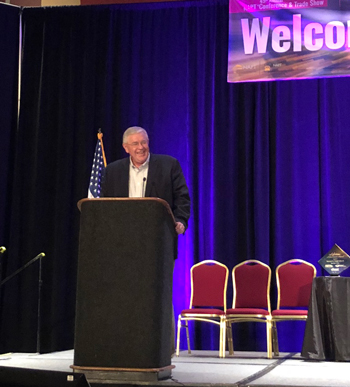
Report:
72,198,176,383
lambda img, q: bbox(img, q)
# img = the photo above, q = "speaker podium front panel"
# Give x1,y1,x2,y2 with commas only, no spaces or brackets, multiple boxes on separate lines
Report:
73,198,175,372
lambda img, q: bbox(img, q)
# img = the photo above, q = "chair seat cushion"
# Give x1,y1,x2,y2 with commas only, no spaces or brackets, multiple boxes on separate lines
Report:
181,308,225,315
272,309,308,316
226,308,270,316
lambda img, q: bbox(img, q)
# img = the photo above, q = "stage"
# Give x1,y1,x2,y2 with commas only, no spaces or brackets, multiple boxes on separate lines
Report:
0,349,348,387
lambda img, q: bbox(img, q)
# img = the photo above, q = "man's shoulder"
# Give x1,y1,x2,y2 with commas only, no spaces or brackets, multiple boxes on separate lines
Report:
106,157,129,170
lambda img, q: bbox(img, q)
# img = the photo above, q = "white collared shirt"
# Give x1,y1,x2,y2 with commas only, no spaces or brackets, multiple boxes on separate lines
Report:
128,154,150,197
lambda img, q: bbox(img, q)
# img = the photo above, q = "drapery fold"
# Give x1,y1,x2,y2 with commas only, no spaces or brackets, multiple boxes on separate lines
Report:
1,0,350,353
0,3,20,255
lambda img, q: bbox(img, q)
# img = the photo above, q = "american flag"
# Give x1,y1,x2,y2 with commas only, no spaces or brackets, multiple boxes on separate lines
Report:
88,135,106,198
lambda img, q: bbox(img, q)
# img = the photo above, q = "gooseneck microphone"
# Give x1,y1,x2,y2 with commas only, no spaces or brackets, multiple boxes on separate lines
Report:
142,177,147,197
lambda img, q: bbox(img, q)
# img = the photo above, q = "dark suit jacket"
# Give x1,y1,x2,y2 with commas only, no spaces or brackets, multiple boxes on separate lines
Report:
101,153,191,229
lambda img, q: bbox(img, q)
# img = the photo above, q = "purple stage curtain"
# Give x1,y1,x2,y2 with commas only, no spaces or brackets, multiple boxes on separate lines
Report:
1,0,350,354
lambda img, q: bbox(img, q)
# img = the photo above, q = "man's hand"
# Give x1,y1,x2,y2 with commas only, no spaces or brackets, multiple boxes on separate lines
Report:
175,222,185,235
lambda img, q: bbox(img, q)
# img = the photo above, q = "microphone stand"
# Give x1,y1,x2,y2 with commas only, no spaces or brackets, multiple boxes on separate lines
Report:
36,256,43,354
0,252,46,354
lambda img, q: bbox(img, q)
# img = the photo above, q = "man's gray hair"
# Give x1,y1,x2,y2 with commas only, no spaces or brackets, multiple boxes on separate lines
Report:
122,126,149,144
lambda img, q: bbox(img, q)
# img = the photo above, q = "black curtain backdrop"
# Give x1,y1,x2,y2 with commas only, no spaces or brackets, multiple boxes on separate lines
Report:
0,3,20,263
1,0,350,354
0,2,21,351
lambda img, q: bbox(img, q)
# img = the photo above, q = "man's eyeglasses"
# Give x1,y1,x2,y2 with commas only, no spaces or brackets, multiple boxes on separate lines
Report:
127,140,148,147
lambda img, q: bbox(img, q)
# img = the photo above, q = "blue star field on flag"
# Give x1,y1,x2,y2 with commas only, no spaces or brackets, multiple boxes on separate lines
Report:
88,139,105,198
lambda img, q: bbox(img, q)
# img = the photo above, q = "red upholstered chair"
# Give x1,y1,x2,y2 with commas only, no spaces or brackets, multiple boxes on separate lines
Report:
176,260,229,358
271,259,316,356
226,260,272,358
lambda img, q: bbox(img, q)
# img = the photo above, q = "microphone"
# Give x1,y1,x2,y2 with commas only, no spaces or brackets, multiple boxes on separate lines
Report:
142,177,147,197
0,246,6,254
0,252,46,287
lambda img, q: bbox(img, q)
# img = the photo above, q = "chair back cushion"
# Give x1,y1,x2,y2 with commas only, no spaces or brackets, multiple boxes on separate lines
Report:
233,260,271,309
191,261,228,308
277,260,316,308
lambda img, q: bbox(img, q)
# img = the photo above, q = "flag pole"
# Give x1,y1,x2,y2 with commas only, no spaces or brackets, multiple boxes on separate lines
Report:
98,128,107,167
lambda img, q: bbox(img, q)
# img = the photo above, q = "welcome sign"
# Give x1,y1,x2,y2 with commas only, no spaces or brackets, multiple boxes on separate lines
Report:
228,0,350,82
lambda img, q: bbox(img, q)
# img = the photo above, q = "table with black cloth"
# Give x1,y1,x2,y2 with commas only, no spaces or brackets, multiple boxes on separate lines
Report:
301,276,350,361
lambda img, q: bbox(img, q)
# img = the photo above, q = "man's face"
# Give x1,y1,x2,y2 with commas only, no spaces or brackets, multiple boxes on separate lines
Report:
123,132,150,167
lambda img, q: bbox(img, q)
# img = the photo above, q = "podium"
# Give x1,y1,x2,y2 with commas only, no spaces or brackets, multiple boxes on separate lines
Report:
72,198,176,382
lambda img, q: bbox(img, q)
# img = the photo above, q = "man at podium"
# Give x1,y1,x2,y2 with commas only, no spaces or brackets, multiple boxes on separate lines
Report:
101,126,191,236
74,127,190,370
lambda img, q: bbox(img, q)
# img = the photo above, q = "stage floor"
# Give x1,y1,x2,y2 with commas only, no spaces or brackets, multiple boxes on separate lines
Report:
0,349,348,387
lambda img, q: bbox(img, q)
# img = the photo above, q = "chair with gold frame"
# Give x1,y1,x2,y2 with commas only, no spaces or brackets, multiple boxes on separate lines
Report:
271,259,316,356
176,260,229,358
226,260,272,358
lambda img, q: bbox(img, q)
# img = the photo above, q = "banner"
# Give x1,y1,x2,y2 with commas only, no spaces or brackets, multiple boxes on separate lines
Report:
228,0,350,82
